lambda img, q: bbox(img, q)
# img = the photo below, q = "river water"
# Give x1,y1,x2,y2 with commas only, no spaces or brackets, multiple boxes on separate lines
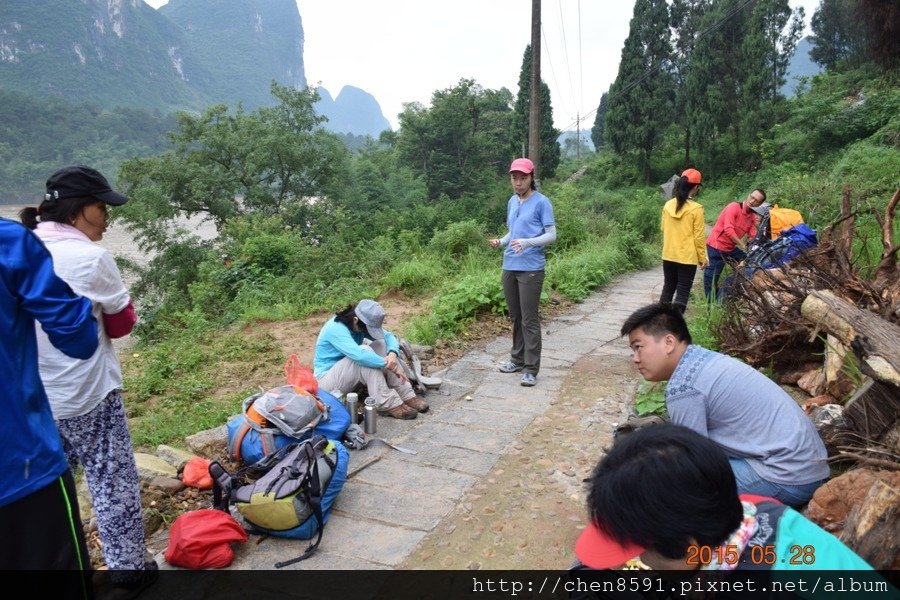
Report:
0,204,217,268
2,203,218,349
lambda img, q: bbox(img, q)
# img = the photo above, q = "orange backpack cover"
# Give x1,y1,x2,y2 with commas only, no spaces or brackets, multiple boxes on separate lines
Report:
768,205,804,239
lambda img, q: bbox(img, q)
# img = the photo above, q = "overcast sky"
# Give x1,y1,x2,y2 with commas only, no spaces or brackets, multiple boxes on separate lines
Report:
146,1,820,132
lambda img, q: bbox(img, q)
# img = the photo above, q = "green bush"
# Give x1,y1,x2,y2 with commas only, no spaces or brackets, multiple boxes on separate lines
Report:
429,219,488,260
546,234,632,301
383,255,445,295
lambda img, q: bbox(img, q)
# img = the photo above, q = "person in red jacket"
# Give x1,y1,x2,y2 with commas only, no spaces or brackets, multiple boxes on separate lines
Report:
704,188,767,301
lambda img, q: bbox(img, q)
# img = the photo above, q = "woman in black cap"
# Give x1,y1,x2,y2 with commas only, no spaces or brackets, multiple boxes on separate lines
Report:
20,166,157,597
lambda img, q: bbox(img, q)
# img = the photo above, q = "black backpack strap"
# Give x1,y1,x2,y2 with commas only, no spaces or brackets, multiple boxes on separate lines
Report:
208,461,233,512
274,445,326,568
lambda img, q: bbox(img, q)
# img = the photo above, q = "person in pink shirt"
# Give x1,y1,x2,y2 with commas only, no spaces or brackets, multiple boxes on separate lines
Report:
704,189,768,301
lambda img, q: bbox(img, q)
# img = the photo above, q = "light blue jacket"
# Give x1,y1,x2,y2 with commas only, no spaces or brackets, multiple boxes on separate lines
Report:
313,316,400,379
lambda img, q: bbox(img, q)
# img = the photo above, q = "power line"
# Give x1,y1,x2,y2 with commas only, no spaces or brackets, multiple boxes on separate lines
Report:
578,0,583,116
557,0,757,134
541,24,574,119
556,0,577,114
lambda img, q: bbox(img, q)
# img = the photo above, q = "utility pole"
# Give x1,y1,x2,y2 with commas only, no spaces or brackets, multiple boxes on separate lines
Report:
576,112,580,162
529,0,541,184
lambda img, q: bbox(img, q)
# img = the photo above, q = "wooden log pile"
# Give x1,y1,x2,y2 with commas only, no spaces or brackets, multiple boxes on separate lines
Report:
715,188,899,566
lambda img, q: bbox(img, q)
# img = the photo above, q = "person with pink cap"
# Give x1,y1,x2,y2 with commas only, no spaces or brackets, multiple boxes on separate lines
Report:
575,424,872,572
489,158,556,387
660,168,707,313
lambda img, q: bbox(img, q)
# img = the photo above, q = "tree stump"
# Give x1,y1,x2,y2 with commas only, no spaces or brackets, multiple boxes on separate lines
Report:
839,479,900,569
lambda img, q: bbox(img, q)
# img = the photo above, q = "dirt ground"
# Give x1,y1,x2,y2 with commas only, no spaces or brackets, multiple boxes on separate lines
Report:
400,352,640,569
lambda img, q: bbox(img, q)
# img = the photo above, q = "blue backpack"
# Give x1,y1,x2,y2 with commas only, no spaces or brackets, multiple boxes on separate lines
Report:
227,388,351,464
210,435,349,567
744,224,817,270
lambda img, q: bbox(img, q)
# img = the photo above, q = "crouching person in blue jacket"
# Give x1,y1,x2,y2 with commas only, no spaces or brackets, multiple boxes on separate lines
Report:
314,299,428,420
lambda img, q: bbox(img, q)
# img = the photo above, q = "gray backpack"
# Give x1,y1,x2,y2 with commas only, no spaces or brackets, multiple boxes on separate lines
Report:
226,386,327,463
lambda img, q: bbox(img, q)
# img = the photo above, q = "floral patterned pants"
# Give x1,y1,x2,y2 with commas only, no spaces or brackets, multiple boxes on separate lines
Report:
57,390,145,570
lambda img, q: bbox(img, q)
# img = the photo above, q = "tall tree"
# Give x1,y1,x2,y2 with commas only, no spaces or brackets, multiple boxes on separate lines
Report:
741,0,804,153
857,0,900,72
809,0,867,70
605,0,674,182
512,45,561,178
670,0,712,166
396,79,514,201
683,0,753,169
590,91,609,150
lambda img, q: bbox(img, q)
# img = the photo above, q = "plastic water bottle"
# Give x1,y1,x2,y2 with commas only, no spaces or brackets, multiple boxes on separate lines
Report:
363,397,377,434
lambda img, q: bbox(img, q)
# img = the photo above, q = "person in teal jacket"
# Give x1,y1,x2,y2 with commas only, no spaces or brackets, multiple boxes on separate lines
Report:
314,299,428,420
0,218,97,585
575,424,874,572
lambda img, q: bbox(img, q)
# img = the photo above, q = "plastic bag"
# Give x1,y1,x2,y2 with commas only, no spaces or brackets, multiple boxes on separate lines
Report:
164,509,248,569
182,457,213,489
284,353,317,395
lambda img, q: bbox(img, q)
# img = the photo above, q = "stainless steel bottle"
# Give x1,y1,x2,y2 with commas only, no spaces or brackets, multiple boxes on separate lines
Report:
363,397,377,434
345,392,359,424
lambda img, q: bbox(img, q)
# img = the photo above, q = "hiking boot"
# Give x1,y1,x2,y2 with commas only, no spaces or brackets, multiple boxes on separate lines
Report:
380,403,418,420
499,361,524,373
520,373,536,387
109,560,159,600
403,395,430,413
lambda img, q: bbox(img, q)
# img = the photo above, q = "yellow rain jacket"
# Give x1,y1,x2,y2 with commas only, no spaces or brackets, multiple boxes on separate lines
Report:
661,198,706,265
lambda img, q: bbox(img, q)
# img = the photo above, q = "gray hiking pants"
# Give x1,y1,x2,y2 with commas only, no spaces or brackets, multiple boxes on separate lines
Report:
502,269,545,375
318,341,414,411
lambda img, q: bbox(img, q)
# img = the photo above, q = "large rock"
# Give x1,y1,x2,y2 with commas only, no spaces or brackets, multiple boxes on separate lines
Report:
156,444,195,471
134,452,178,483
185,425,227,457
805,468,900,534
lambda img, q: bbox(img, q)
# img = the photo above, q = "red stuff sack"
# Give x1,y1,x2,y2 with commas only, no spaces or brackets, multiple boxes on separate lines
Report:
164,509,248,569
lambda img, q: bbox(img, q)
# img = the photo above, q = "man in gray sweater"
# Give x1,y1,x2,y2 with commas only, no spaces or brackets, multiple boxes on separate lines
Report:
620,303,829,506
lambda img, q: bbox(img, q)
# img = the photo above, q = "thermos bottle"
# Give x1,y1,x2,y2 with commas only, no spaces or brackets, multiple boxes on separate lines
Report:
363,397,377,434
346,392,359,424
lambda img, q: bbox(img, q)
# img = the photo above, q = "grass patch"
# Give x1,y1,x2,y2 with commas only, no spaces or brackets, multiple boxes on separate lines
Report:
122,319,282,449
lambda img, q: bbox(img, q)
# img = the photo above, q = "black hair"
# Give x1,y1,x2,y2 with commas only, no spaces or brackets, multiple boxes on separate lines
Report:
620,303,692,344
586,424,743,560
674,176,699,213
19,196,96,230
335,303,367,334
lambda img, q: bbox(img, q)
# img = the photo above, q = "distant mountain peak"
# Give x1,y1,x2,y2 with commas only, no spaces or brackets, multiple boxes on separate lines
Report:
315,85,391,137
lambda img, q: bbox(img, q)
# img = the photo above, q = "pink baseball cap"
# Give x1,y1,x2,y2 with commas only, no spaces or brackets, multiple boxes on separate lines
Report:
508,158,535,174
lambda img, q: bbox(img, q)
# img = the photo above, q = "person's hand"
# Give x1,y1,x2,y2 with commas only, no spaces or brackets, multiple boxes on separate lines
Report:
510,239,524,253
385,353,409,383
385,352,400,372
699,260,709,269
489,238,501,248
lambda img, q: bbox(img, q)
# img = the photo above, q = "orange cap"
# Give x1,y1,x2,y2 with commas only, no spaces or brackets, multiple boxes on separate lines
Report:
681,168,702,184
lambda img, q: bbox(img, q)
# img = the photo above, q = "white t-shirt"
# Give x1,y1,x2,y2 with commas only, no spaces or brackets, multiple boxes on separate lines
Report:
34,232,130,419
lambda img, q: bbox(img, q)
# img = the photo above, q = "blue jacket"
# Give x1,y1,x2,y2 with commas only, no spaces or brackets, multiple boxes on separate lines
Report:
0,219,98,507
313,316,400,379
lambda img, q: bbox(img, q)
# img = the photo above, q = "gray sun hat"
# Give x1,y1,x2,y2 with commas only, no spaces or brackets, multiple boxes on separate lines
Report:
750,202,771,215
354,299,386,340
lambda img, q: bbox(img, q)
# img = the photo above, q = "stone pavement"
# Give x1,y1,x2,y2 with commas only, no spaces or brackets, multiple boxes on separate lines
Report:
156,266,664,570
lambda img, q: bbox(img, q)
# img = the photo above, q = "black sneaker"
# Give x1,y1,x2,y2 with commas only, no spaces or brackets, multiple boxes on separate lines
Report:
109,560,159,600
